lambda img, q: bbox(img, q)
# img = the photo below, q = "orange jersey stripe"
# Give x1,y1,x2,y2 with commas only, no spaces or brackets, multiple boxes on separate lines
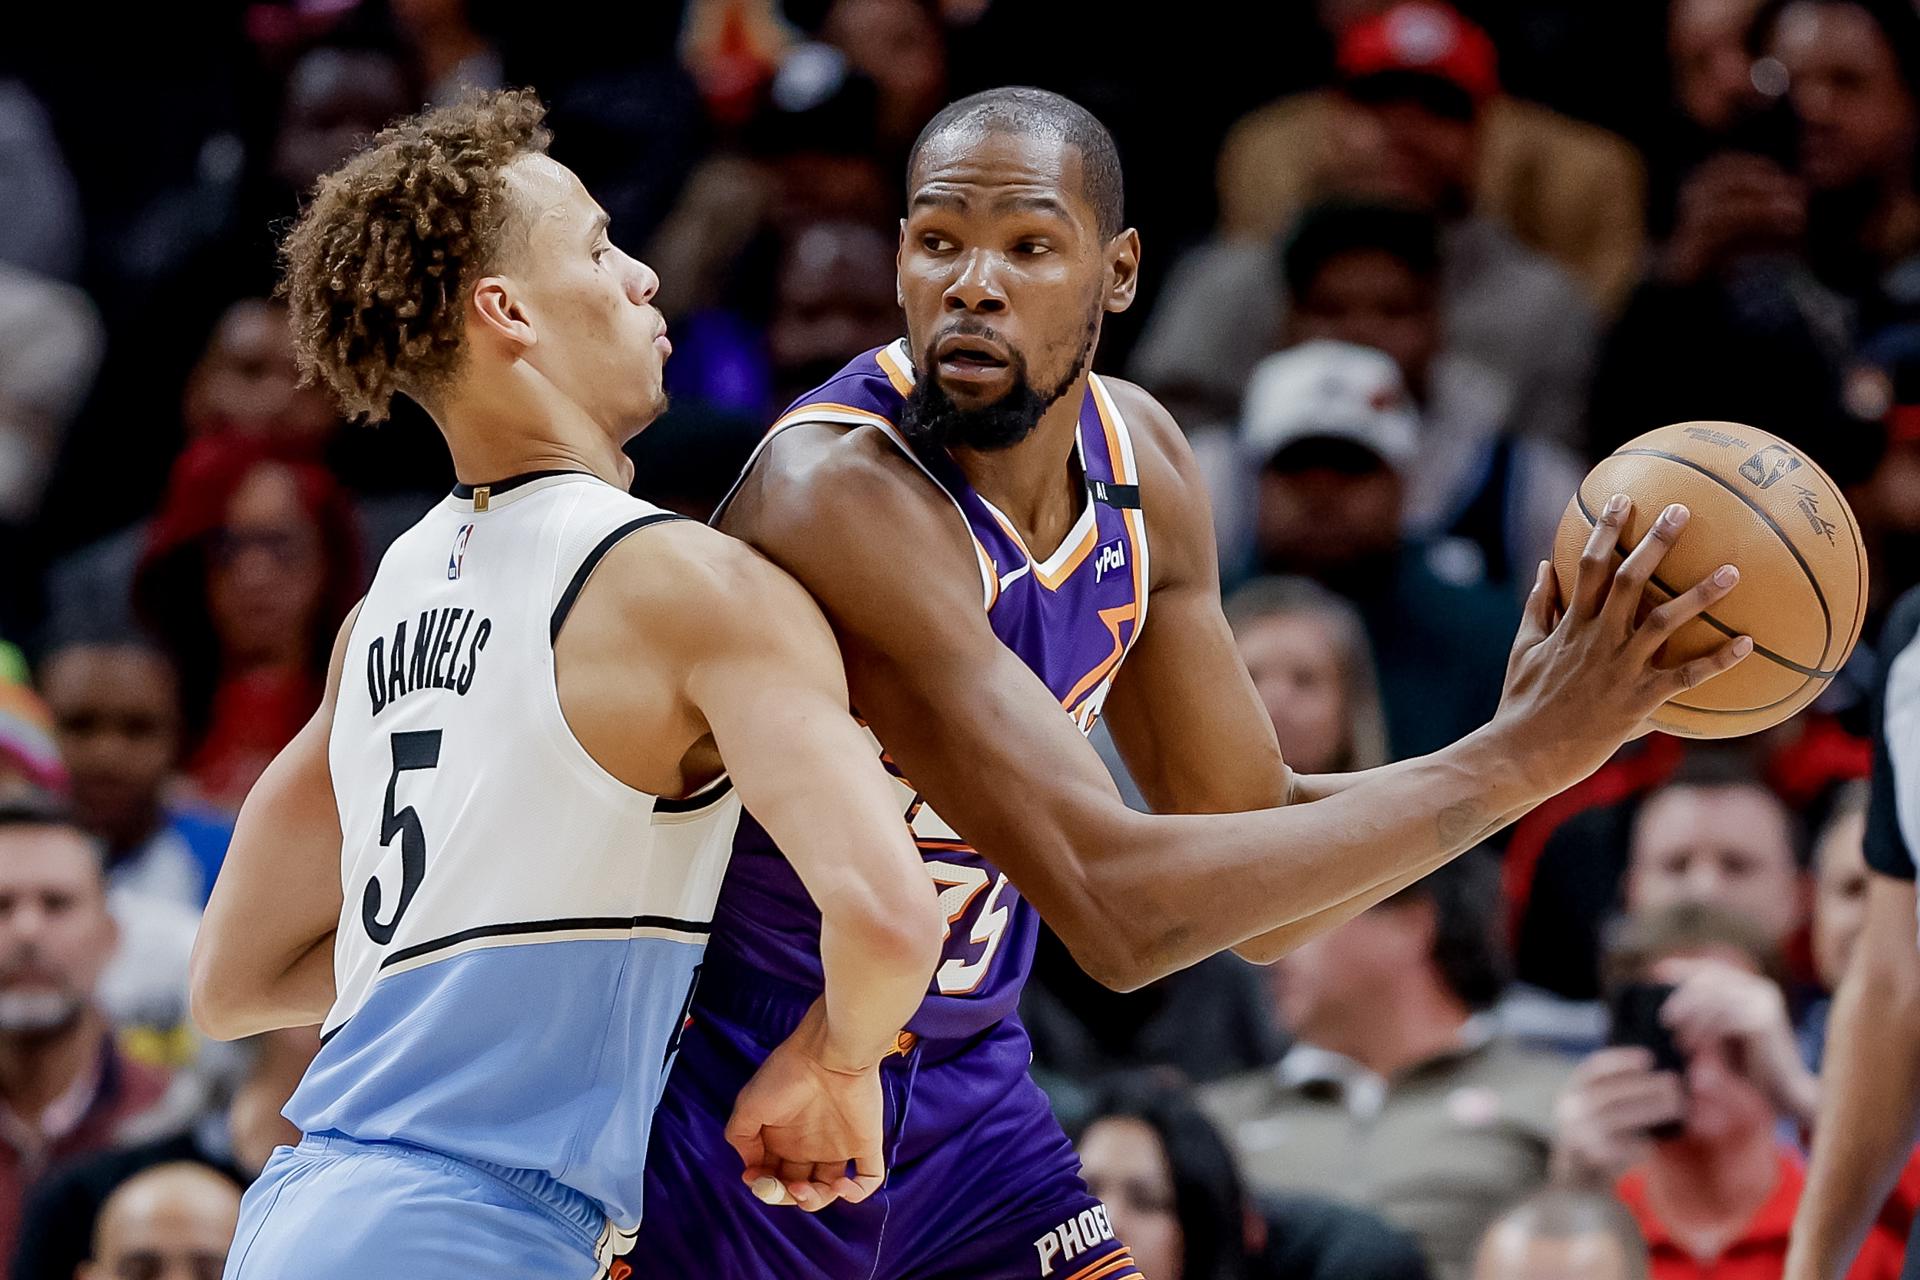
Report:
1089,376,1134,485
1063,1247,1137,1280
1032,517,1100,590
770,401,897,432
1061,603,1137,712
875,343,915,396
1090,376,1149,628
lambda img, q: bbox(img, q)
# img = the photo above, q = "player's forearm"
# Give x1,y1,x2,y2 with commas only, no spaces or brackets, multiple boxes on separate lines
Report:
1229,784,1540,964
1066,724,1546,987
193,928,336,1040
814,864,943,1069
191,743,343,1040
1786,924,1920,1278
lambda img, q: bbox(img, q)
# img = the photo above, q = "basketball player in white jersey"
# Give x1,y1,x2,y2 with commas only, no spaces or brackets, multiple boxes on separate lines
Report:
187,90,944,1278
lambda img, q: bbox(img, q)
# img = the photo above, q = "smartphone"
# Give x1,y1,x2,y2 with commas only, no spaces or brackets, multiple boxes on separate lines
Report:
1607,981,1688,1140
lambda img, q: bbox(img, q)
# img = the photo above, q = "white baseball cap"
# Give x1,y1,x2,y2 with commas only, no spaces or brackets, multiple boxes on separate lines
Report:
1240,340,1420,473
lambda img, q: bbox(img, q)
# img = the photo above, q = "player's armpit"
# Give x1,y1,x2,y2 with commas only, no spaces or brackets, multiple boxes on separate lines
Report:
1092,381,1292,814
190,605,358,1040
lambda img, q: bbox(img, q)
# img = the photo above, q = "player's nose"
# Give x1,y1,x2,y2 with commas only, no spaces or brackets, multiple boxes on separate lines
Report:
626,257,660,307
943,249,1006,313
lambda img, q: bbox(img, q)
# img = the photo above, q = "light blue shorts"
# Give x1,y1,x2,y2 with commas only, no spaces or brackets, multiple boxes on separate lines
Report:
223,1132,626,1279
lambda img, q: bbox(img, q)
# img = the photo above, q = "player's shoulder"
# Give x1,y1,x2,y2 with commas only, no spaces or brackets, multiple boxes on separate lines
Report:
1096,375,1214,568
730,421,974,567
1097,375,1204,488
596,516,804,623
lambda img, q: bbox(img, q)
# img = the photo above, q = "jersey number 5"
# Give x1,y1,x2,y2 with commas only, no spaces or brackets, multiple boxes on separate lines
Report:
364,729,443,945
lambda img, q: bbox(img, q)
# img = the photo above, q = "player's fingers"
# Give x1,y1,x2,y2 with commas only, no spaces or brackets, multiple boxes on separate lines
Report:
1569,494,1631,620
1660,634,1754,697
834,1171,886,1204
789,1178,838,1213
1510,561,1555,659
724,1122,766,1174
750,1175,797,1207
1603,504,1690,628
1635,564,1739,653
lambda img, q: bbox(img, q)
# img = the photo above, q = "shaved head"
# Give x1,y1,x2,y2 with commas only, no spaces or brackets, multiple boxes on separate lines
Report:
84,1162,243,1278
908,87,1125,239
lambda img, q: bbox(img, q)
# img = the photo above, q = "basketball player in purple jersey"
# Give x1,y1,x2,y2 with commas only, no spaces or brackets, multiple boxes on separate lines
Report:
629,88,1751,1280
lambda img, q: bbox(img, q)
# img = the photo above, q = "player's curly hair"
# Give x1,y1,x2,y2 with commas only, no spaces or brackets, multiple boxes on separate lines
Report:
278,88,552,422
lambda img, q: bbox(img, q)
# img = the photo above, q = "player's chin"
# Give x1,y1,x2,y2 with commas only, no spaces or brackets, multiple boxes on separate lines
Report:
934,367,1014,407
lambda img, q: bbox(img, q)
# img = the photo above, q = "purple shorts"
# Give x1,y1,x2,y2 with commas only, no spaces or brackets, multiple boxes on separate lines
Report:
628,954,1144,1280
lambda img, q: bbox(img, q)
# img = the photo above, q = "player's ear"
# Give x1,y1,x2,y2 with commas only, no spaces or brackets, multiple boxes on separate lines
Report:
471,277,537,349
1104,228,1141,314
896,219,908,310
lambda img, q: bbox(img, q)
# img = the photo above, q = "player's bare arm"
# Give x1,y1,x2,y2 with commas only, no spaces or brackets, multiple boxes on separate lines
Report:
723,420,1748,992
561,519,943,1209
190,605,359,1040
1097,377,1545,963
1784,872,1920,1280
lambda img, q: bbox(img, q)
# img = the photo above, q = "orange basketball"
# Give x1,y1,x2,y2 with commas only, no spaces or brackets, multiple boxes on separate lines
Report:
1551,422,1868,739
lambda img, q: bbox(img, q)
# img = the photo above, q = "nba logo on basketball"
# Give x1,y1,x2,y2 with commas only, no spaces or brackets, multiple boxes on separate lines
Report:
1739,445,1802,490
447,523,474,579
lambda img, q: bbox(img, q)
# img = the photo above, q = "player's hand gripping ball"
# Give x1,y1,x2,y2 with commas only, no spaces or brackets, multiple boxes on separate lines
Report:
1552,422,1867,738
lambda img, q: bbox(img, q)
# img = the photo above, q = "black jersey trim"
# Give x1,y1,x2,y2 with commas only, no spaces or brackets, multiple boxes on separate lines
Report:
654,776,736,814
451,469,591,499
1089,479,1142,510
550,513,689,644
378,914,713,972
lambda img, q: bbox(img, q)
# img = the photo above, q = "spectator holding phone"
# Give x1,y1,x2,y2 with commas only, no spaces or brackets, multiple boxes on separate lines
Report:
1552,902,1907,1279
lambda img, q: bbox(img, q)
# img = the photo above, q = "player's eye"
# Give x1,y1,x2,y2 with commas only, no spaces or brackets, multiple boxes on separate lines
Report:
593,245,610,263
921,235,955,253
1014,241,1051,256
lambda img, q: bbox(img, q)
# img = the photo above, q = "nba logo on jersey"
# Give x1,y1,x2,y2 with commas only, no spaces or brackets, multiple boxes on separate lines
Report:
447,523,474,579
1094,537,1127,583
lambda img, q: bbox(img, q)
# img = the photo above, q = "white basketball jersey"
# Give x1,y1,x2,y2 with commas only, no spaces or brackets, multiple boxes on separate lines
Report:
284,470,741,1233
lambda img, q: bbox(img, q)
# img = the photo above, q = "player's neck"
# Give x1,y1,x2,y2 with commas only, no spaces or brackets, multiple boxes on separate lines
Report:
950,376,1088,554
436,374,636,493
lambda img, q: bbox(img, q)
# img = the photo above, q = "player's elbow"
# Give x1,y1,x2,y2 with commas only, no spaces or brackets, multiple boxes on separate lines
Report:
1045,885,1169,992
835,878,945,981
188,944,253,1042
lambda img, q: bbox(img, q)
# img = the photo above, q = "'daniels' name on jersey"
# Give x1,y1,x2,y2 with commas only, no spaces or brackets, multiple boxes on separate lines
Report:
366,607,492,716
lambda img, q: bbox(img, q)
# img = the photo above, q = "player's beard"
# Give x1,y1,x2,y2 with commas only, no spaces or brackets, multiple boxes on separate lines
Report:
902,314,1097,454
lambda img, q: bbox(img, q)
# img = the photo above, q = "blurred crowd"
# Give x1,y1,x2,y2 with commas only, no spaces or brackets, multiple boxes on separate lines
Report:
2,0,1919,1275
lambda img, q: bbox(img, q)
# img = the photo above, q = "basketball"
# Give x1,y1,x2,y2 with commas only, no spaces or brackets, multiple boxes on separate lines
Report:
1551,422,1869,739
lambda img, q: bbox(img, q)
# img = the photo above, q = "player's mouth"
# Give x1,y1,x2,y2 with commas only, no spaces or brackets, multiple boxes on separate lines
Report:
653,325,672,359
934,333,1010,384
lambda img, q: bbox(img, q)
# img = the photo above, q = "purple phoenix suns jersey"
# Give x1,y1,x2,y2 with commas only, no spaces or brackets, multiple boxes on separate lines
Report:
710,338,1152,1040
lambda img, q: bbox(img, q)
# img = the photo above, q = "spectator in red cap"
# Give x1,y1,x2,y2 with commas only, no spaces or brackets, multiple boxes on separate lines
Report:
1210,1,1646,310
1131,0,1602,457
132,440,360,813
